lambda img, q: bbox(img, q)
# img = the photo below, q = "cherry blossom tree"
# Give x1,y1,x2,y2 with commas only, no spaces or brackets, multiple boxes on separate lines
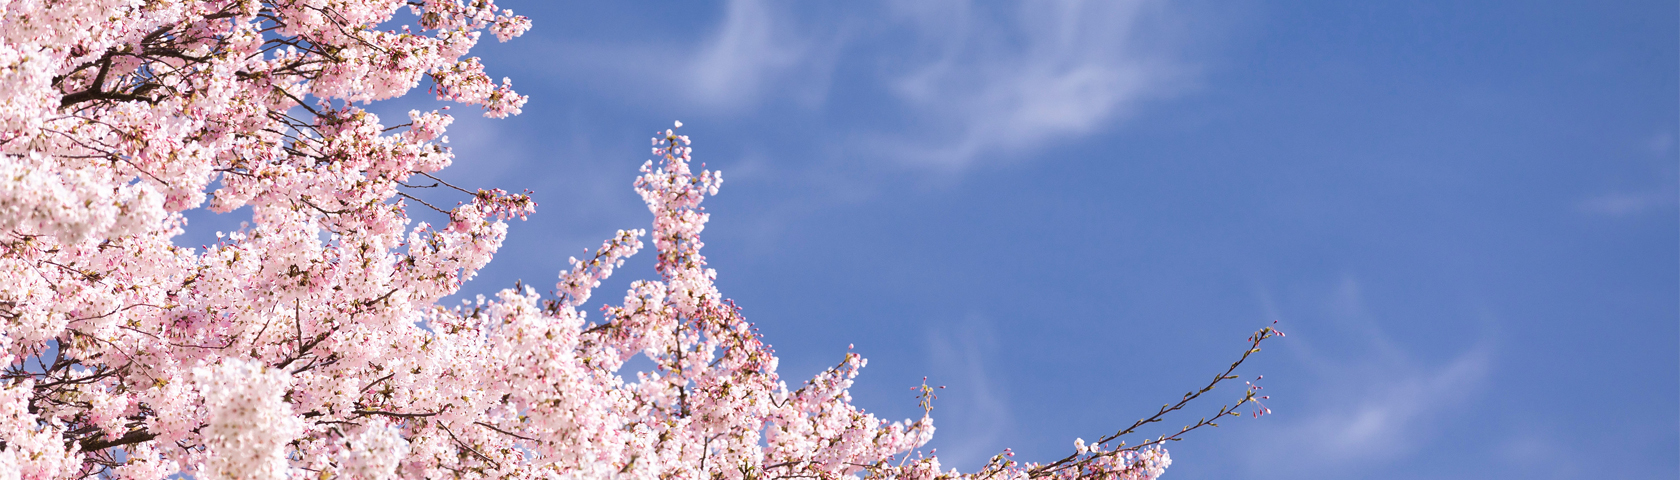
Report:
0,1,1280,479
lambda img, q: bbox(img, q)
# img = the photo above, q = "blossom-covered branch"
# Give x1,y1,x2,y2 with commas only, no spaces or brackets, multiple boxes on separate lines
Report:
0,3,1274,479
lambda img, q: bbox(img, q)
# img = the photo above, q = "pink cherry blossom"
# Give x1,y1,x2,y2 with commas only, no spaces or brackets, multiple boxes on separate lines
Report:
0,3,1279,480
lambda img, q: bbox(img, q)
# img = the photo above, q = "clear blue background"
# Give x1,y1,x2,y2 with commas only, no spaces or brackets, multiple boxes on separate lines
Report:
197,1,1680,478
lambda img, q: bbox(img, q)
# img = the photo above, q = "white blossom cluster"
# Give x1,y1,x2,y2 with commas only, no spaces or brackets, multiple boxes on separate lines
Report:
194,360,304,480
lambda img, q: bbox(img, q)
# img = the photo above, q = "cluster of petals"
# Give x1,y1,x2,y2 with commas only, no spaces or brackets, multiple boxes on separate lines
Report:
0,2,1177,480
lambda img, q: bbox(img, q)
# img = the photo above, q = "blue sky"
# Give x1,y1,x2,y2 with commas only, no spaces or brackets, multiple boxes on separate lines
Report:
194,1,1679,478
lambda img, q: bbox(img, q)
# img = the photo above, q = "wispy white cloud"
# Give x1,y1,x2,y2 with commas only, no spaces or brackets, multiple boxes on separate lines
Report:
502,5,815,115
528,1,1195,170
685,0,835,109
530,0,843,112
1494,433,1581,479
1576,131,1678,217
1576,190,1677,216
1255,348,1489,471
1239,278,1494,477
877,0,1190,169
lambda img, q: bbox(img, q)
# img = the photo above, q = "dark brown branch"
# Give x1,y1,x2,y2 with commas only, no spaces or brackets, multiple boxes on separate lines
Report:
473,421,536,442
415,171,475,195
275,327,336,370
396,192,450,215
439,423,502,470
79,430,156,452
1027,325,1282,478
353,409,441,419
